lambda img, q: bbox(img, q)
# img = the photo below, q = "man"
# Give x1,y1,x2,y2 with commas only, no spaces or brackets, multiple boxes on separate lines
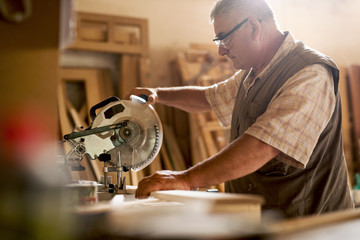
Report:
127,0,354,218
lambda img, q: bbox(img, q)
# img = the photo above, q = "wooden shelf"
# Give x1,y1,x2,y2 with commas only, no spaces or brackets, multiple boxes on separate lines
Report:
66,12,149,56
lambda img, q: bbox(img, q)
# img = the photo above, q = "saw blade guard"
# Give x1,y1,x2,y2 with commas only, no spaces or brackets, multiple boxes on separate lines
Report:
90,96,163,172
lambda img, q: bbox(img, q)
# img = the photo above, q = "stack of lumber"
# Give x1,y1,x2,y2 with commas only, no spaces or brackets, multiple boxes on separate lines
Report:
174,44,236,191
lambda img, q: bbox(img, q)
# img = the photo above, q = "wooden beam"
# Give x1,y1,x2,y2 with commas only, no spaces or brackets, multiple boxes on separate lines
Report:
119,55,139,99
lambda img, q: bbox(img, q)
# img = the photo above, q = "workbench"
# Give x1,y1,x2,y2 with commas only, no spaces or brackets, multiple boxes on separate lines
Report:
67,188,360,240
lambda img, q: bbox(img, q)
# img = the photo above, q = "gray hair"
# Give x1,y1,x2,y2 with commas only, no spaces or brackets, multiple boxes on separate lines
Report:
210,0,276,24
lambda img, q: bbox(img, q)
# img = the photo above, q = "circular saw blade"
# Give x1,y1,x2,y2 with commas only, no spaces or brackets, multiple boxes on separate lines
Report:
91,98,163,172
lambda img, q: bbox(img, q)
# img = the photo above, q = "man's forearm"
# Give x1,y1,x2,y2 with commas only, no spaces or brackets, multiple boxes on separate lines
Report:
184,134,281,189
156,86,212,112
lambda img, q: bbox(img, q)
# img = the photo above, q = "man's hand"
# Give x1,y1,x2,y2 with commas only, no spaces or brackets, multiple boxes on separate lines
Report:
135,170,191,198
125,87,158,104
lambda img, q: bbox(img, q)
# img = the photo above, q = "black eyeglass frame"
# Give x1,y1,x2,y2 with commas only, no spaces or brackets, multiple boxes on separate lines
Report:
213,17,249,43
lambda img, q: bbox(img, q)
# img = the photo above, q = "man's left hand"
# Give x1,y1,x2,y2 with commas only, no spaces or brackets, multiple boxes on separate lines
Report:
135,170,191,198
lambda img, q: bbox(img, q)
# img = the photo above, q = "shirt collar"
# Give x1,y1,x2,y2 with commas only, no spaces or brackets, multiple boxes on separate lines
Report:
236,31,298,91
256,31,297,80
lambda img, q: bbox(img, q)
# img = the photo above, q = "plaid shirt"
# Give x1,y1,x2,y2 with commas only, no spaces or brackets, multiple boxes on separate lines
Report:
205,32,335,169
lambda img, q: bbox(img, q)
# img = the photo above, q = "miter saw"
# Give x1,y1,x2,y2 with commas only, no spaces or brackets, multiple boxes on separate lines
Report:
63,95,163,194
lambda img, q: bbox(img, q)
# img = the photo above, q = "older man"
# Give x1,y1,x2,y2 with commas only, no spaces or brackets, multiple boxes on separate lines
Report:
127,0,354,218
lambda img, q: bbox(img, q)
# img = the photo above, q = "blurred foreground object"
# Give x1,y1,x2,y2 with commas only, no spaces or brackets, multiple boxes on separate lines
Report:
0,0,74,238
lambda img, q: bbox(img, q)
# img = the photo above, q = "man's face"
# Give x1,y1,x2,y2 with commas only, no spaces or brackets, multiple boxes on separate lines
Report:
213,14,256,70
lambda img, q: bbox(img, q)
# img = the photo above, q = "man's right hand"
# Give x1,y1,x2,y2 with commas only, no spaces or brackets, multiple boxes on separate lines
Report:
125,87,158,104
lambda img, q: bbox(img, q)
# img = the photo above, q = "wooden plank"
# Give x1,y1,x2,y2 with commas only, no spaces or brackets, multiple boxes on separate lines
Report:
348,65,360,139
339,67,354,179
175,52,202,84
163,124,187,171
151,190,263,221
149,155,163,174
65,99,87,129
98,69,114,100
130,171,139,187
57,80,73,136
119,54,139,99
269,208,360,236
196,133,208,163
160,146,174,171
151,190,264,205
189,113,203,165
196,113,219,156
347,65,360,171
78,103,87,122
203,120,226,131
68,42,144,55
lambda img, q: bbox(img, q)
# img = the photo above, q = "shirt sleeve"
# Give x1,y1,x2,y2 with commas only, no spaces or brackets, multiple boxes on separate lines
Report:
205,71,244,127
245,64,336,168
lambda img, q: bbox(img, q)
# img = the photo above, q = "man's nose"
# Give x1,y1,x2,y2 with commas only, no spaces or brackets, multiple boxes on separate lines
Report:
218,46,228,56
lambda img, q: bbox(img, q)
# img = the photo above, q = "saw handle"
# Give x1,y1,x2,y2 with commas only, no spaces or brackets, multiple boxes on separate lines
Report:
90,96,120,121
130,94,148,103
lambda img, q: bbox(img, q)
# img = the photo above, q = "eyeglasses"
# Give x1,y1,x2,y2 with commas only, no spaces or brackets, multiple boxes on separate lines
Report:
213,17,249,49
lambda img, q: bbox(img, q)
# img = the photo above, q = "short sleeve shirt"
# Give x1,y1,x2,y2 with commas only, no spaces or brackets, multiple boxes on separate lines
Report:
205,32,335,169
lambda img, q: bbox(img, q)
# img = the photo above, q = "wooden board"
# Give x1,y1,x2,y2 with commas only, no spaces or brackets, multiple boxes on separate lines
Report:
151,190,263,222
160,145,174,170
339,67,354,180
119,54,139,99
269,208,360,236
347,65,360,171
196,113,219,157
149,155,163,174
151,190,264,205
163,124,187,171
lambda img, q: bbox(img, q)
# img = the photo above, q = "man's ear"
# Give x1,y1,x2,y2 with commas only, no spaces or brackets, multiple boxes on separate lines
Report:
248,16,261,40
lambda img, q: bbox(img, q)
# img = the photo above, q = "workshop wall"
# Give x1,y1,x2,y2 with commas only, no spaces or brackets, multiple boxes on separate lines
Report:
74,0,360,87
